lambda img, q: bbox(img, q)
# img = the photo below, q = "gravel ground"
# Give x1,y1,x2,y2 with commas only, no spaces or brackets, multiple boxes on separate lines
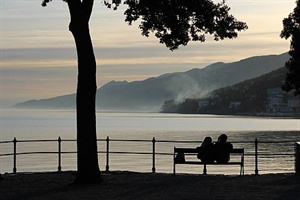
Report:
1,171,300,200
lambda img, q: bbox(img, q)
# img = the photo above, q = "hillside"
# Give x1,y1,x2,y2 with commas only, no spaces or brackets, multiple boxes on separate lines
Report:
15,53,290,111
161,67,300,116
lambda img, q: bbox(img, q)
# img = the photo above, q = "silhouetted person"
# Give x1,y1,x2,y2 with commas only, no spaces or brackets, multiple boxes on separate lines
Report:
214,134,233,163
197,137,215,164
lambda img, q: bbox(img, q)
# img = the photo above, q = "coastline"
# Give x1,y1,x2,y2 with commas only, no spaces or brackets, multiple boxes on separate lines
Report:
1,171,300,200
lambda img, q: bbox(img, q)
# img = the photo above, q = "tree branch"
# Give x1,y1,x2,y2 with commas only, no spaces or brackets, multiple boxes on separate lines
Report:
82,0,94,22
67,0,94,25
67,0,82,21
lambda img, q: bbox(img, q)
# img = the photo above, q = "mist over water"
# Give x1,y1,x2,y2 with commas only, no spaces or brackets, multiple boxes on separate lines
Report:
1,109,299,174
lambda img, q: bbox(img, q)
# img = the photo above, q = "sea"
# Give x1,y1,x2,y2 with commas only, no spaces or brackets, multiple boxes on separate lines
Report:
1,108,300,175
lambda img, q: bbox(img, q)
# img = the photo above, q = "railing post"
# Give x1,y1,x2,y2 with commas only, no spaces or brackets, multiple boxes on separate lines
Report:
13,137,17,174
58,137,62,172
255,138,259,175
106,136,110,172
152,137,156,173
295,142,300,175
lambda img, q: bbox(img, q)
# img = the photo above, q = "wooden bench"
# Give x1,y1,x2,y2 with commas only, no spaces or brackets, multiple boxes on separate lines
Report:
173,147,244,176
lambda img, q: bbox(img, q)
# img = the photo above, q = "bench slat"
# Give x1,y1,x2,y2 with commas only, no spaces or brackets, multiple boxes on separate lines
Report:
230,149,244,153
176,161,243,165
174,147,244,154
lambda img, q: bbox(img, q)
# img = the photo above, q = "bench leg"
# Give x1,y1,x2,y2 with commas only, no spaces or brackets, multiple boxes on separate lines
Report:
239,164,244,176
173,162,176,175
240,165,242,176
173,151,176,175
173,149,175,175
203,164,207,174
242,165,244,176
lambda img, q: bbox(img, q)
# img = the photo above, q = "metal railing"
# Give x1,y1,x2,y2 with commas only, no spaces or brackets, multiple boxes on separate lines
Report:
0,137,297,175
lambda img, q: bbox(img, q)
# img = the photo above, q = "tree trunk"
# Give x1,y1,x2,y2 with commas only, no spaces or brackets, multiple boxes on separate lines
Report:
68,0,102,183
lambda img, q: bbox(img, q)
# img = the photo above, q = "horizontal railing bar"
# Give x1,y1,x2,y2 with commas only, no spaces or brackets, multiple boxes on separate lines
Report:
0,152,296,156
159,140,203,143
0,154,9,157
104,151,153,155
60,139,77,142
257,141,297,143
0,152,174,157
3,153,292,157
13,152,60,155
0,152,296,157
1,138,297,143
1,151,80,156
0,141,13,144
58,151,77,154
104,152,177,156
257,153,295,156
158,140,256,144
0,140,254,144
16,140,58,143
105,139,152,142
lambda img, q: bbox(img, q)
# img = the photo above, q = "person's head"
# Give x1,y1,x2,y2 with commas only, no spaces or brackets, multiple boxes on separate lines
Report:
218,134,227,143
202,137,212,146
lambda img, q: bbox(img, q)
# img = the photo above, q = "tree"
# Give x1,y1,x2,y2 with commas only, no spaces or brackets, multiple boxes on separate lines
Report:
280,0,300,96
41,0,247,183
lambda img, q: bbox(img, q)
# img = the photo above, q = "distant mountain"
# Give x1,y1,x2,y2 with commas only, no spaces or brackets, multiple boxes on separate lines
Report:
15,52,290,111
15,93,75,109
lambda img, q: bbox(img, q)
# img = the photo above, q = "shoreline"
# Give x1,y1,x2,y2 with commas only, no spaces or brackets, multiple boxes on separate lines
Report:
1,171,300,200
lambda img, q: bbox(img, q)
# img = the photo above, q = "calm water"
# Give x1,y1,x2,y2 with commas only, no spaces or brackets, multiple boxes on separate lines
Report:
0,109,300,175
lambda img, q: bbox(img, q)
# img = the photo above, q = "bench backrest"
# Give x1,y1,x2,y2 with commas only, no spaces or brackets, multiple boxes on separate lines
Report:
174,147,244,154
230,148,244,154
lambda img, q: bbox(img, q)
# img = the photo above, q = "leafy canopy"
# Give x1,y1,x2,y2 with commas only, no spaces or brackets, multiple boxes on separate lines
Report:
280,0,300,95
42,0,247,51
123,0,247,50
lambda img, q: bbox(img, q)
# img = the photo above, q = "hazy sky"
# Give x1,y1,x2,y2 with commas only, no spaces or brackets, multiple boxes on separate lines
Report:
0,0,296,107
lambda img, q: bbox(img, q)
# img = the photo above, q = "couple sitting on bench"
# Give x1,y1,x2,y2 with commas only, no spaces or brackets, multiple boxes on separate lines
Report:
197,134,233,164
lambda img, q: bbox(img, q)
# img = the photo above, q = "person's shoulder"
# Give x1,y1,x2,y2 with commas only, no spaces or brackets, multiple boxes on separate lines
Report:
197,146,204,151
213,142,222,148
226,142,233,148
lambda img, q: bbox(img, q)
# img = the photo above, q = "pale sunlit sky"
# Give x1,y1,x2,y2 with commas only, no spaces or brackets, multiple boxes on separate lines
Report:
0,0,296,107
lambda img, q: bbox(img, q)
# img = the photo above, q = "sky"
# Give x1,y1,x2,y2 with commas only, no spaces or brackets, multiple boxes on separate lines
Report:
0,0,297,107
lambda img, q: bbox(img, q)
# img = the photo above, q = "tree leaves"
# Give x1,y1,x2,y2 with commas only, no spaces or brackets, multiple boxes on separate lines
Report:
41,0,52,7
122,0,247,50
103,0,122,10
280,0,300,95
41,0,67,7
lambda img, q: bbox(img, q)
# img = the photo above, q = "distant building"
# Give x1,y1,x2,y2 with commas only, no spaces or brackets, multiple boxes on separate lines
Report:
197,100,209,109
266,87,300,114
229,101,241,109
287,97,300,112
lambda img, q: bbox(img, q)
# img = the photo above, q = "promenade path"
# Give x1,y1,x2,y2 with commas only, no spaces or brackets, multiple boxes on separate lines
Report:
1,171,300,199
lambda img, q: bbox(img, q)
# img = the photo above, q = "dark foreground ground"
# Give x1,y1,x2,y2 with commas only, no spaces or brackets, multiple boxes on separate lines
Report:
1,171,300,200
